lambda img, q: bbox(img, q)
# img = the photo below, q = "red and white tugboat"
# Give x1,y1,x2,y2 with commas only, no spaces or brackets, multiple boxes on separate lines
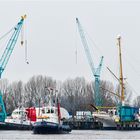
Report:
33,88,71,134
4,107,36,130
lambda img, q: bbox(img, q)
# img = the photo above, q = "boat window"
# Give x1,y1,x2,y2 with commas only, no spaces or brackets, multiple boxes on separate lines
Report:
51,109,54,113
13,112,19,115
42,108,45,114
45,108,54,113
19,111,25,115
46,109,50,113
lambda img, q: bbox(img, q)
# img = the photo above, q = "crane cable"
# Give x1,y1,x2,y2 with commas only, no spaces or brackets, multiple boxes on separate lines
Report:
0,26,17,59
25,40,29,64
0,27,14,41
20,18,29,64
80,25,137,99
0,21,29,65
75,20,139,102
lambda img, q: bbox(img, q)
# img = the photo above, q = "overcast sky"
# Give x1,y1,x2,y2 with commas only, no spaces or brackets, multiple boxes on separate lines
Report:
0,0,140,99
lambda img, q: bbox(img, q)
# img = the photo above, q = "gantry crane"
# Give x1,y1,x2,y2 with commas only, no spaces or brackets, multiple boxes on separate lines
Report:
0,15,26,122
76,18,104,107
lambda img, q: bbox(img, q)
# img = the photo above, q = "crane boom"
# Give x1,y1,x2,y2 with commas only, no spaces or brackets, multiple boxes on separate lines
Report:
0,15,26,122
76,18,95,75
95,56,104,76
0,15,26,78
76,18,104,106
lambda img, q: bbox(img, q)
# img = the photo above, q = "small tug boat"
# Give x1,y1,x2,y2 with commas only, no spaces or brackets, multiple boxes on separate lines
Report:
33,106,71,134
33,88,71,134
3,107,36,130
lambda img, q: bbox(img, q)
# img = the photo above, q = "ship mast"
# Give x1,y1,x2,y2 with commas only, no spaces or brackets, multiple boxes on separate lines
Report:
117,35,125,105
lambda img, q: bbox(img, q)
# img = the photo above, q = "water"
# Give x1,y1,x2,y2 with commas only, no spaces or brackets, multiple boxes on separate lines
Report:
0,130,140,140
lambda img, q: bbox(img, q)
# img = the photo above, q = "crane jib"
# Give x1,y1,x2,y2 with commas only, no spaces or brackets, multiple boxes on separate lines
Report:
76,18,104,107
0,16,25,78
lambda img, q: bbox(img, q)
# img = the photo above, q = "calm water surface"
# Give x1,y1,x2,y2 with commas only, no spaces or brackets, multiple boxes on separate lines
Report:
0,130,140,140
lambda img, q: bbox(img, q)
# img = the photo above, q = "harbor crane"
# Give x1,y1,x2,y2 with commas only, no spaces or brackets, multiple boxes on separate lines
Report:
76,18,103,107
0,15,26,122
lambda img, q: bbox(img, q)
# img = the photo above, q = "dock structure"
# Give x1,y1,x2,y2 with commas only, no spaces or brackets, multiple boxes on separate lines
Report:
64,120,102,130
64,111,103,130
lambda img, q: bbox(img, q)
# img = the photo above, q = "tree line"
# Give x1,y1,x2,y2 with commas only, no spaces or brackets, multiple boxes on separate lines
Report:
0,75,139,115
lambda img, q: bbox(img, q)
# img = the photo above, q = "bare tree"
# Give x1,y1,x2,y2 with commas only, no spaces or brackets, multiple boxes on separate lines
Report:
24,75,56,107
100,81,116,108
133,96,140,107
8,81,23,108
0,75,119,114
60,77,93,116
0,79,9,111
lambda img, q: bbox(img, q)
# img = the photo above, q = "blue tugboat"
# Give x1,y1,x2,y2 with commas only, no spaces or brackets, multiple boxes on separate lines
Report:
33,119,71,134
33,88,71,134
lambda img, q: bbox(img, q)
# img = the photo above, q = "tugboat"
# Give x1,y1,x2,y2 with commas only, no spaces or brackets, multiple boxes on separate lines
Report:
4,107,36,130
33,88,71,134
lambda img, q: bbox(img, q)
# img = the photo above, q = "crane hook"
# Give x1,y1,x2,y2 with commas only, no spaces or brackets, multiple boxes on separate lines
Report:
25,40,29,64
26,61,29,64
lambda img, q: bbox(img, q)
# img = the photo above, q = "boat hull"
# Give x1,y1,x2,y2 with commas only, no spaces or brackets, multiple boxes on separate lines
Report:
33,121,71,134
95,116,116,128
0,122,32,130
93,112,117,128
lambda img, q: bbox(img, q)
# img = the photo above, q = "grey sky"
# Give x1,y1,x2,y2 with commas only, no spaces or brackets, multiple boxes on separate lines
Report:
0,0,140,99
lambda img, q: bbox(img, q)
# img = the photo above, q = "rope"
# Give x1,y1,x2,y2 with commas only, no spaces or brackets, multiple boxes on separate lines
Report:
75,21,78,64
22,18,29,64
21,24,24,46
0,27,14,41
25,40,29,64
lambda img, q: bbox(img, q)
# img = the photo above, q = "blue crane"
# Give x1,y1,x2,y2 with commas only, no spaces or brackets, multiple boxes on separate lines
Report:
76,18,104,107
0,15,26,122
